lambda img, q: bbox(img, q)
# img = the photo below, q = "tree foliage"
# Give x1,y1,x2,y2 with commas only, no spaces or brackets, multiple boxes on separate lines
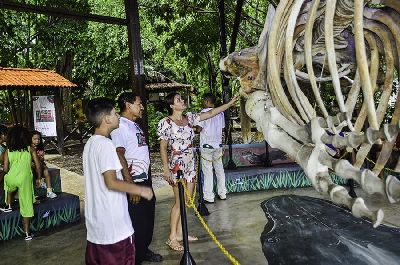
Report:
0,0,270,131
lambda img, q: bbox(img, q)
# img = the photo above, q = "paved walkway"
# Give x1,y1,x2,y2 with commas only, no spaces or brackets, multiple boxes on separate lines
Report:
0,164,399,265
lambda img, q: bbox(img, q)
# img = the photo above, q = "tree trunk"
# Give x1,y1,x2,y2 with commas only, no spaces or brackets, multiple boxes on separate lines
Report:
206,52,215,92
6,90,18,125
56,50,74,127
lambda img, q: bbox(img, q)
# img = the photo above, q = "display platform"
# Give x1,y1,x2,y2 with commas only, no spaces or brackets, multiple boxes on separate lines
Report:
0,192,80,241
224,164,346,193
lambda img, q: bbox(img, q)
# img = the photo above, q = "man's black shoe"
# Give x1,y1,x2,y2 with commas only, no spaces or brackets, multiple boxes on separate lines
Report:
204,200,214,204
144,250,163,262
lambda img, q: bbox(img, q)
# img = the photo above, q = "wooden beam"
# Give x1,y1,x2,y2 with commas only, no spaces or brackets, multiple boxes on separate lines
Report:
124,0,149,140
0,0,127,26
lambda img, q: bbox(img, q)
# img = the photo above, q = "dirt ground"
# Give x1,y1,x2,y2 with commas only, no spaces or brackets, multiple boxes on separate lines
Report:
46,131,253,189
46,144,167,190
48,145,163,175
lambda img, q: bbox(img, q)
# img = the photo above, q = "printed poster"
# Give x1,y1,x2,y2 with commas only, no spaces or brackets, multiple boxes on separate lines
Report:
32,95,57,137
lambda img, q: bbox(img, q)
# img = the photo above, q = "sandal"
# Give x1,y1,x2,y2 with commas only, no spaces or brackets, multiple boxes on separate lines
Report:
0,204,12,213
177,235,199,242
165,238,184,251
25,233,33,241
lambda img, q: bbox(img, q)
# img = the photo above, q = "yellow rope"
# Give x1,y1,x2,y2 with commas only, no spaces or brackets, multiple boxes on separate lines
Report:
338,151,348,160
174,150,240,265
364,156,398,173
178,178,241,265
334,150,398,173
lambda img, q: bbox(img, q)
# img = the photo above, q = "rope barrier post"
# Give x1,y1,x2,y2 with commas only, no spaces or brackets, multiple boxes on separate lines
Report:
196,149,210,216
177,170,196,265
264,140,271,167
347,151,357,198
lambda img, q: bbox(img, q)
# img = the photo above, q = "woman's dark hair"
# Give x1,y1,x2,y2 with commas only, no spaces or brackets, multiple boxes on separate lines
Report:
165,92,180,115
0,124,8,136
7,125,31,152
31,130,44,151
85,97,115,127
117,91,140,113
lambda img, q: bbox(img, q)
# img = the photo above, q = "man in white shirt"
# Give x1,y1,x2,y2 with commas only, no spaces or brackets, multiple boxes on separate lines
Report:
83,97,153,265
198,93,227,203
111,92,162,264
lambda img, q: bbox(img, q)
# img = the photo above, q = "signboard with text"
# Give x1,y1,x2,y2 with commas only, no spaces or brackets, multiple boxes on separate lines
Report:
32,95,57,137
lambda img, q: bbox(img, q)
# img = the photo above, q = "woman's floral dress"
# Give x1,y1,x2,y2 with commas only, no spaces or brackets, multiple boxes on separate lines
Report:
157,112,200,184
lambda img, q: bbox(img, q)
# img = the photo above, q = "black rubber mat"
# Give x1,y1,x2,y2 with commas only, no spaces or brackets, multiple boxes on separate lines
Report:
260,195,400,265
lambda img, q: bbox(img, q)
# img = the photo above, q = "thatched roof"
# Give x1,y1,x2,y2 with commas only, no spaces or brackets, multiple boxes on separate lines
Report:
145,70,192,92
145,82,192,92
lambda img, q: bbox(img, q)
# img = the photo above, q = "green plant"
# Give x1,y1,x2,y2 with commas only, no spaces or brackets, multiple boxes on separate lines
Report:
147,103,167,149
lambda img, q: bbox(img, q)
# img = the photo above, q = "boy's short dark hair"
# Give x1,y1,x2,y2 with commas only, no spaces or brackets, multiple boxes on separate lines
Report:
203,93,216,105
117,92,140,113
85,98,116,128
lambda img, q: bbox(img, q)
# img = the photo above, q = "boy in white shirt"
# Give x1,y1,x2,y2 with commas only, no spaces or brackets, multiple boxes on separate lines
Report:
198,93,227,203
83,97,153,265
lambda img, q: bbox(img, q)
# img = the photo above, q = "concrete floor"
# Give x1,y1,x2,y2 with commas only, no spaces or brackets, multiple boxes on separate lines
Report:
1,182,400,265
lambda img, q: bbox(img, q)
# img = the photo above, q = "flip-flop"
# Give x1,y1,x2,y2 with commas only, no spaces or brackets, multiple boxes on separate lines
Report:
165,238,184,251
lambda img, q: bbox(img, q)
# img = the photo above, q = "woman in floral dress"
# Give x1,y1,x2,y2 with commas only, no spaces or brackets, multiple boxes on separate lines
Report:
157,92,238,251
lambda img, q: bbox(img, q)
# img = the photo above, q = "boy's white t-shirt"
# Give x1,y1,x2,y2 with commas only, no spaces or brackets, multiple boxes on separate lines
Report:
199,108,225,148
83,135,134,245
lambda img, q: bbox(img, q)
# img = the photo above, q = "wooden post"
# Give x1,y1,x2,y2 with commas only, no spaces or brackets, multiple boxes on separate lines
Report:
29,89,36,129
264,141,271,167
124,0,149,140
218,0,236,170
54,89,65,155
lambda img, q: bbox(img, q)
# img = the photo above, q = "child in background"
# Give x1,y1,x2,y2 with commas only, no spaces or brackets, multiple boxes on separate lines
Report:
0,125,43,240
31,131,57,199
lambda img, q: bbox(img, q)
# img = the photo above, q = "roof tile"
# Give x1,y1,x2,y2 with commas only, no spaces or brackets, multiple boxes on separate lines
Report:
0,67,77,88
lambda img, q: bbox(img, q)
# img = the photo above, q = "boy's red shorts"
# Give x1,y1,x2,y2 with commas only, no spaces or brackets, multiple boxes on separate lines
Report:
85,235,135,265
